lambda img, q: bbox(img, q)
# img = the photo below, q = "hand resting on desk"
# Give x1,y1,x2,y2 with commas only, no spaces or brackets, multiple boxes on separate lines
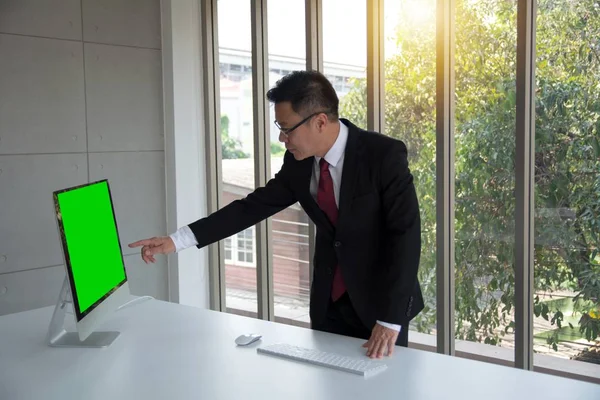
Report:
363,324,399,359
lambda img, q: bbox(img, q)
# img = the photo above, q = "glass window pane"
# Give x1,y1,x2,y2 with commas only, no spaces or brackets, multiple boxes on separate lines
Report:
534,0,600,368
268,0,311,327
323,0,367,129
383,0,437,336
218,0,258,317
224,237,233,261
455,0,517,360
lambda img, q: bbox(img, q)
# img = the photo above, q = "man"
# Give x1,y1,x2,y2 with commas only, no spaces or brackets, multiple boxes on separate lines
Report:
129,71,423,359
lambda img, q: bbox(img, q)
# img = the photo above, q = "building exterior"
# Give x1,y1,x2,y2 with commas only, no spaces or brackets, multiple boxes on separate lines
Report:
222,157,310,303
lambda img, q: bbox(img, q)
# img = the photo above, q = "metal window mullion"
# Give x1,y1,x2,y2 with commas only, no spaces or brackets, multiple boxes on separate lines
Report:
514,0,536,371
251,0,274,321
367,0,384,133
306,0,323,72
436,0,456,356
306,0,323,292
201,0,225,312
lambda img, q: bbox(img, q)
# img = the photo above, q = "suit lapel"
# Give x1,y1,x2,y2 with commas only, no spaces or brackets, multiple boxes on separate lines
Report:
337,119,360,229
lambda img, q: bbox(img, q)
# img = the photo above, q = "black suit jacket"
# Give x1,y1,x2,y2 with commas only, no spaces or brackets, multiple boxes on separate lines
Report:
189,119,423,328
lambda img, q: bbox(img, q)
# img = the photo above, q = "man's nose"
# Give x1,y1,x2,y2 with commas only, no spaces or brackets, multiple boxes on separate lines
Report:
278,131,288,143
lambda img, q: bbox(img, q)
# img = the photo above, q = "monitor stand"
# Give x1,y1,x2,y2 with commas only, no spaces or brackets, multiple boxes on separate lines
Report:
46,277,120,348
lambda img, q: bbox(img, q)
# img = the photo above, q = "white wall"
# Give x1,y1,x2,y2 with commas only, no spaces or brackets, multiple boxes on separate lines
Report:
0,0,168,315
162,0,210,309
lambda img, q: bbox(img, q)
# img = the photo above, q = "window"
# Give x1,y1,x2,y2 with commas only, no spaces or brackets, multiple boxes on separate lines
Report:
218,0,258,316
204,1,600,379
454,0,517,356
383,0,436,335
224,228,256,267
534,0,600,368
323,0,367,128
268,0,311,327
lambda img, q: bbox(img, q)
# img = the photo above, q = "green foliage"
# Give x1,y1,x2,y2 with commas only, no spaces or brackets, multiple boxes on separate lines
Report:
271,142,286,156
337,78,367,130
221,115,249,159
221,116,286,158
340,0,600,349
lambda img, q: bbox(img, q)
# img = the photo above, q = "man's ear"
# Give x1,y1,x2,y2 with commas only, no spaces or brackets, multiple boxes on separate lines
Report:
316,113,328,131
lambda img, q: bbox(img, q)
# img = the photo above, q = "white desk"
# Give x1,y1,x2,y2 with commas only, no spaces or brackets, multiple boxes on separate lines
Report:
1,299,598,400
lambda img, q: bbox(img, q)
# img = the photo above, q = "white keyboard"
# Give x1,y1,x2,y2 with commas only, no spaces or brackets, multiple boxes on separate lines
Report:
257,343,388,378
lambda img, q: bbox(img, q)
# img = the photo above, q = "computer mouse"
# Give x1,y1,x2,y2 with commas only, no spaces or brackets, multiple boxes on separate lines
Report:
235,333,262,346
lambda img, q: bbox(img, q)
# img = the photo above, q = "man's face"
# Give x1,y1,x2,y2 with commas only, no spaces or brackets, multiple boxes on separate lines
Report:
274,102,325,160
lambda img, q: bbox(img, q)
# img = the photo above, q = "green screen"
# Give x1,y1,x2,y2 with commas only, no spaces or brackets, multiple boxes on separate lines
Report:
56,181,126,315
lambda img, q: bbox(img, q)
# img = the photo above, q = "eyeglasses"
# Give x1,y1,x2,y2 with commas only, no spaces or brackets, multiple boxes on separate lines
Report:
274,111,329,137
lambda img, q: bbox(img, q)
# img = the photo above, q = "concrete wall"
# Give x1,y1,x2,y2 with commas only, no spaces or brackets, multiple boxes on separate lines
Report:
0,0,168,315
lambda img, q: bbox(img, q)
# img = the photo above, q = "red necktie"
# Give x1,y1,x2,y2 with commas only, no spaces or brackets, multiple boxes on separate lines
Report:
317,158,346,301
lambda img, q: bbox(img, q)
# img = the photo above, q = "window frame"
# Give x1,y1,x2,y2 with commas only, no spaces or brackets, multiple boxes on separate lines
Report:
224,227,257,268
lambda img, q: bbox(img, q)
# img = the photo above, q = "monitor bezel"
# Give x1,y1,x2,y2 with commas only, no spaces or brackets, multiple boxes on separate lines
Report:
53,179,128,322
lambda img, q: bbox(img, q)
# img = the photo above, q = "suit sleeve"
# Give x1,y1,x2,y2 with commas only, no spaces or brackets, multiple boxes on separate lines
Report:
188,152,298,248
376,142,421,326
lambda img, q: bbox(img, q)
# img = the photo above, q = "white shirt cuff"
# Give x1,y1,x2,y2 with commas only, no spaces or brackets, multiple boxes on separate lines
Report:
376,320,402,332
169,225,198,253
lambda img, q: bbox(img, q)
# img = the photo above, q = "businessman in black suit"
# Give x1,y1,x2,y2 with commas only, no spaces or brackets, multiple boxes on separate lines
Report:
130,71,423,358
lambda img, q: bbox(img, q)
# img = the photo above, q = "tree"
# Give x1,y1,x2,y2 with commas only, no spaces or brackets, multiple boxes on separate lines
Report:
271,142,286,156
221,115,287,158
221,115,249,159
340,0,600,352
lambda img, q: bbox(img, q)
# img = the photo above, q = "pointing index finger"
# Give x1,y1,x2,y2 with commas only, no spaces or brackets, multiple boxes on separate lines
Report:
129,239,151,248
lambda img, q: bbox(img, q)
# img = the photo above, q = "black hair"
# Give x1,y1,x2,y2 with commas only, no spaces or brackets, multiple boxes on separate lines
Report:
266,70,339,121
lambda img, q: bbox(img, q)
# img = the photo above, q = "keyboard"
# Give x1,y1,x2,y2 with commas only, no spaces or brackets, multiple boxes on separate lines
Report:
257,343,388,378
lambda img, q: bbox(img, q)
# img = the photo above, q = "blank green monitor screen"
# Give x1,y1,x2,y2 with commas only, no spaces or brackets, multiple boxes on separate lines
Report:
54,180,127,320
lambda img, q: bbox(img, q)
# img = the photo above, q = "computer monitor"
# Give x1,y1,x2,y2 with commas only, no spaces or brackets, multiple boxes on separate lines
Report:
46,179,130,348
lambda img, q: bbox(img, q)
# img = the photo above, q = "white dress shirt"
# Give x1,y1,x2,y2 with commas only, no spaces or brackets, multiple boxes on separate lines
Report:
170,120,400,333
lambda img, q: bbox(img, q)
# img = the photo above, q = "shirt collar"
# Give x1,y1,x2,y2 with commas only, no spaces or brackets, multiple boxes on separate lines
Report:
315,120,348,167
